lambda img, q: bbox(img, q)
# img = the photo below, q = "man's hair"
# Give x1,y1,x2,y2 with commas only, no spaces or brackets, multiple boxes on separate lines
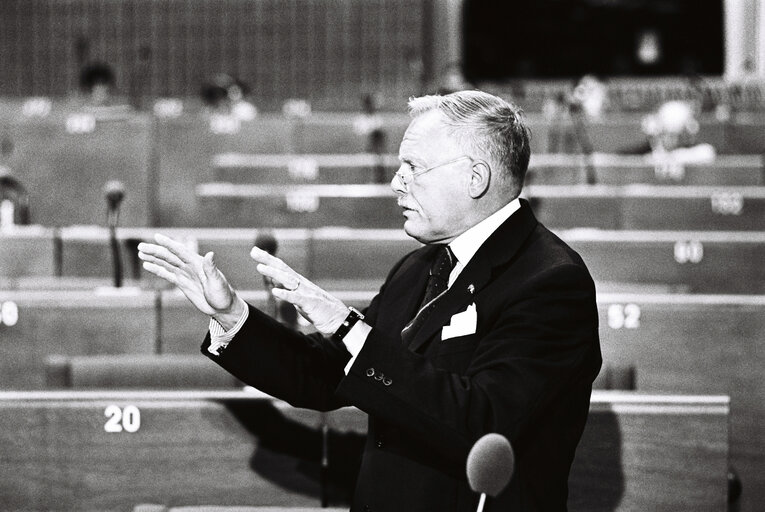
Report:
408,90,531,195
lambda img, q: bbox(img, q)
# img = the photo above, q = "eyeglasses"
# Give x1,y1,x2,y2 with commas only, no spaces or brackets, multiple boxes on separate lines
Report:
394,155,477,187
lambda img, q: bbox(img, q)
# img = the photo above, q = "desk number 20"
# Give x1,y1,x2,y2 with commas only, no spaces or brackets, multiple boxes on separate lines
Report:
104,405,141,433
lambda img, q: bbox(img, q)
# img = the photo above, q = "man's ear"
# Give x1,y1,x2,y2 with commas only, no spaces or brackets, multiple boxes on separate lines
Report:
468,161,491,199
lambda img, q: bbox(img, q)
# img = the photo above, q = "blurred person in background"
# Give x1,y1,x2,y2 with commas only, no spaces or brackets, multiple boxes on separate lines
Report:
138,90,602,512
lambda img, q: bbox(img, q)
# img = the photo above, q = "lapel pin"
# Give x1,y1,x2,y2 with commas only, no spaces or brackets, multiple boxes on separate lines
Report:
467,284,475,294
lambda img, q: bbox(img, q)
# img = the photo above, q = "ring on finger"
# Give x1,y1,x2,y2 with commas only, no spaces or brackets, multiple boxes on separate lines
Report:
286,280,300,292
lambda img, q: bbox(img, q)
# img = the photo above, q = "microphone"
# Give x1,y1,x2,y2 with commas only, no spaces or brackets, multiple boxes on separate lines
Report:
467,433,515,512
104,180,125,225
253,230,279,317
254,230,278,256
104,180,125,287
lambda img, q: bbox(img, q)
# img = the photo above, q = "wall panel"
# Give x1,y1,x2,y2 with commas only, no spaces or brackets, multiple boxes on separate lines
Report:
0,0,426,111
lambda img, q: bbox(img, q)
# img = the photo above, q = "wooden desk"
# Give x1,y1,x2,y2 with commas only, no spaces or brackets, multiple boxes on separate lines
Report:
0,225,55,278
599,295,765,512
527,154,764,186
0,390,728,512
526,184,765,230
566,230,765,294
214,153,764,187
154,114,296,226
196,183,765,231
5,227,762,294
5,112,151,226
213,153,399,184
0,289,157,388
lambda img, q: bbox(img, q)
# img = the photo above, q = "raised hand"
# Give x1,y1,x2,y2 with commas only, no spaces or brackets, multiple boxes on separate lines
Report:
137,234,243,323
250,246,349,336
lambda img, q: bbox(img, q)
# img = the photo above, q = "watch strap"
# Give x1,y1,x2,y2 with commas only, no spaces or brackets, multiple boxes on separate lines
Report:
332,307,365,341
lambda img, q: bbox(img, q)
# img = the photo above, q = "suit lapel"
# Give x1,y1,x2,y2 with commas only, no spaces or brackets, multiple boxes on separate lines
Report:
407,200,539,352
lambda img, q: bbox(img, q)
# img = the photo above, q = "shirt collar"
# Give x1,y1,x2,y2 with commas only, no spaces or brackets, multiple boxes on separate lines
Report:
448,198,521,268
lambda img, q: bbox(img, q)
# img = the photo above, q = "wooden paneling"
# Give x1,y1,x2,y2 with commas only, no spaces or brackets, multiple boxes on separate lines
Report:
5,228,763,294
0,390,324,510
0,390,728,512
4,110,152,227
0,225,55,279
195,182,765,231
0,289,157,389
598,295,764,512
526,154,764,186
566,230,765,294
0,0,425,111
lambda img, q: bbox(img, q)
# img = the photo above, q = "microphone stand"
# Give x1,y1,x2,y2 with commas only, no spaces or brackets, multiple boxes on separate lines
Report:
569,100,597,185
476,492,487,512
107,204,123,288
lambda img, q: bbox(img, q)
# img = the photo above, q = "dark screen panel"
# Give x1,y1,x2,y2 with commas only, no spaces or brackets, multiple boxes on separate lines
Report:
463,0,724,79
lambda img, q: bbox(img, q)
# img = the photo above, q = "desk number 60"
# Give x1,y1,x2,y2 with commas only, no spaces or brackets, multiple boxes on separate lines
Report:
104,405,141,433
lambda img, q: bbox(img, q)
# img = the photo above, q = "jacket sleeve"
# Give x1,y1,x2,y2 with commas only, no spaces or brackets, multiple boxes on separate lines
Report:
200,250,414,411
333,262,601,468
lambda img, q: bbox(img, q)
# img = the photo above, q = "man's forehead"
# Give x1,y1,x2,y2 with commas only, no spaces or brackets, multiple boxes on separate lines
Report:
401,111,451,151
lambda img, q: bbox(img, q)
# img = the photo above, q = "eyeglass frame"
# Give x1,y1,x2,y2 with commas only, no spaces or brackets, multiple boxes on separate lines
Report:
394,155,488,187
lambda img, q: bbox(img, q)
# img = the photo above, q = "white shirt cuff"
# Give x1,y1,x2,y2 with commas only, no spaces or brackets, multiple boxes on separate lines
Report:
343,321,372,374
207,297,250,356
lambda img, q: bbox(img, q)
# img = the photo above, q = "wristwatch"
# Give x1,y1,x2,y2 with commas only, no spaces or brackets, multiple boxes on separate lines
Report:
332,307,365,341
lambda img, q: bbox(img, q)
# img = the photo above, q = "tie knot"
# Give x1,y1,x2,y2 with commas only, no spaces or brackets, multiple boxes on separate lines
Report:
430,246,455,281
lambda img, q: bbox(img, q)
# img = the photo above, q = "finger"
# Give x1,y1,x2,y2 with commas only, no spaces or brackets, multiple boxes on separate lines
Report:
138,243,185,268
256,263,299,290
142,261,179,285
271,286,297,302
250,246,292,272
137,252,180,275
154,233,196,265
203,252,216,274
198,251,217,282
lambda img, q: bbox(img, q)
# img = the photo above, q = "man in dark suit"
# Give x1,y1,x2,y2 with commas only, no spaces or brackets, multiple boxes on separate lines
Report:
138,90,601,511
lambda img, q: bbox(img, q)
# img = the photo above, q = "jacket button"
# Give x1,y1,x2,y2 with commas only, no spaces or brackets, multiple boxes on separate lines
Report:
374,372,384,381
382,377,392,386
366,368,375,377
364,505,371,512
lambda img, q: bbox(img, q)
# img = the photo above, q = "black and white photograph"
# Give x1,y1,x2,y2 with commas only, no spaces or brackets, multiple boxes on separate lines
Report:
0,1,762,511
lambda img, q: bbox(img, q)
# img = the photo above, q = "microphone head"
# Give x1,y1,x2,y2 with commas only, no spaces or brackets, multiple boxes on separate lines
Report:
254,230,278,256
104,180,125,209
466,433,515,497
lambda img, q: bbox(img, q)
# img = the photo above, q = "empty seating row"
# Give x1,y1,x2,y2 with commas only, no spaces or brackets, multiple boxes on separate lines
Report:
0,389,729,512
195,183,765,230
213,152,765,186
3,103,765,226
3,227,764,294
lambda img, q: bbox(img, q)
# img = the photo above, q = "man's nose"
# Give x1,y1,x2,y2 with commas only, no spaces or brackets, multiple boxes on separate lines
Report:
390,168,406,195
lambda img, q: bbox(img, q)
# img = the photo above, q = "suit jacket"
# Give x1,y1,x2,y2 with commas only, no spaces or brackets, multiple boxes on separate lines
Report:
202,199,602,512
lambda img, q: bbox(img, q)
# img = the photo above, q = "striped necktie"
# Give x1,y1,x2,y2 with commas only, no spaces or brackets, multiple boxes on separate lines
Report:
401,245,455,344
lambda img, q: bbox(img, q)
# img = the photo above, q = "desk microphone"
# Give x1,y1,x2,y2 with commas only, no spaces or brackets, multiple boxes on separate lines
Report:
104,180,125,287
254,231,278,317
467,433,515,512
